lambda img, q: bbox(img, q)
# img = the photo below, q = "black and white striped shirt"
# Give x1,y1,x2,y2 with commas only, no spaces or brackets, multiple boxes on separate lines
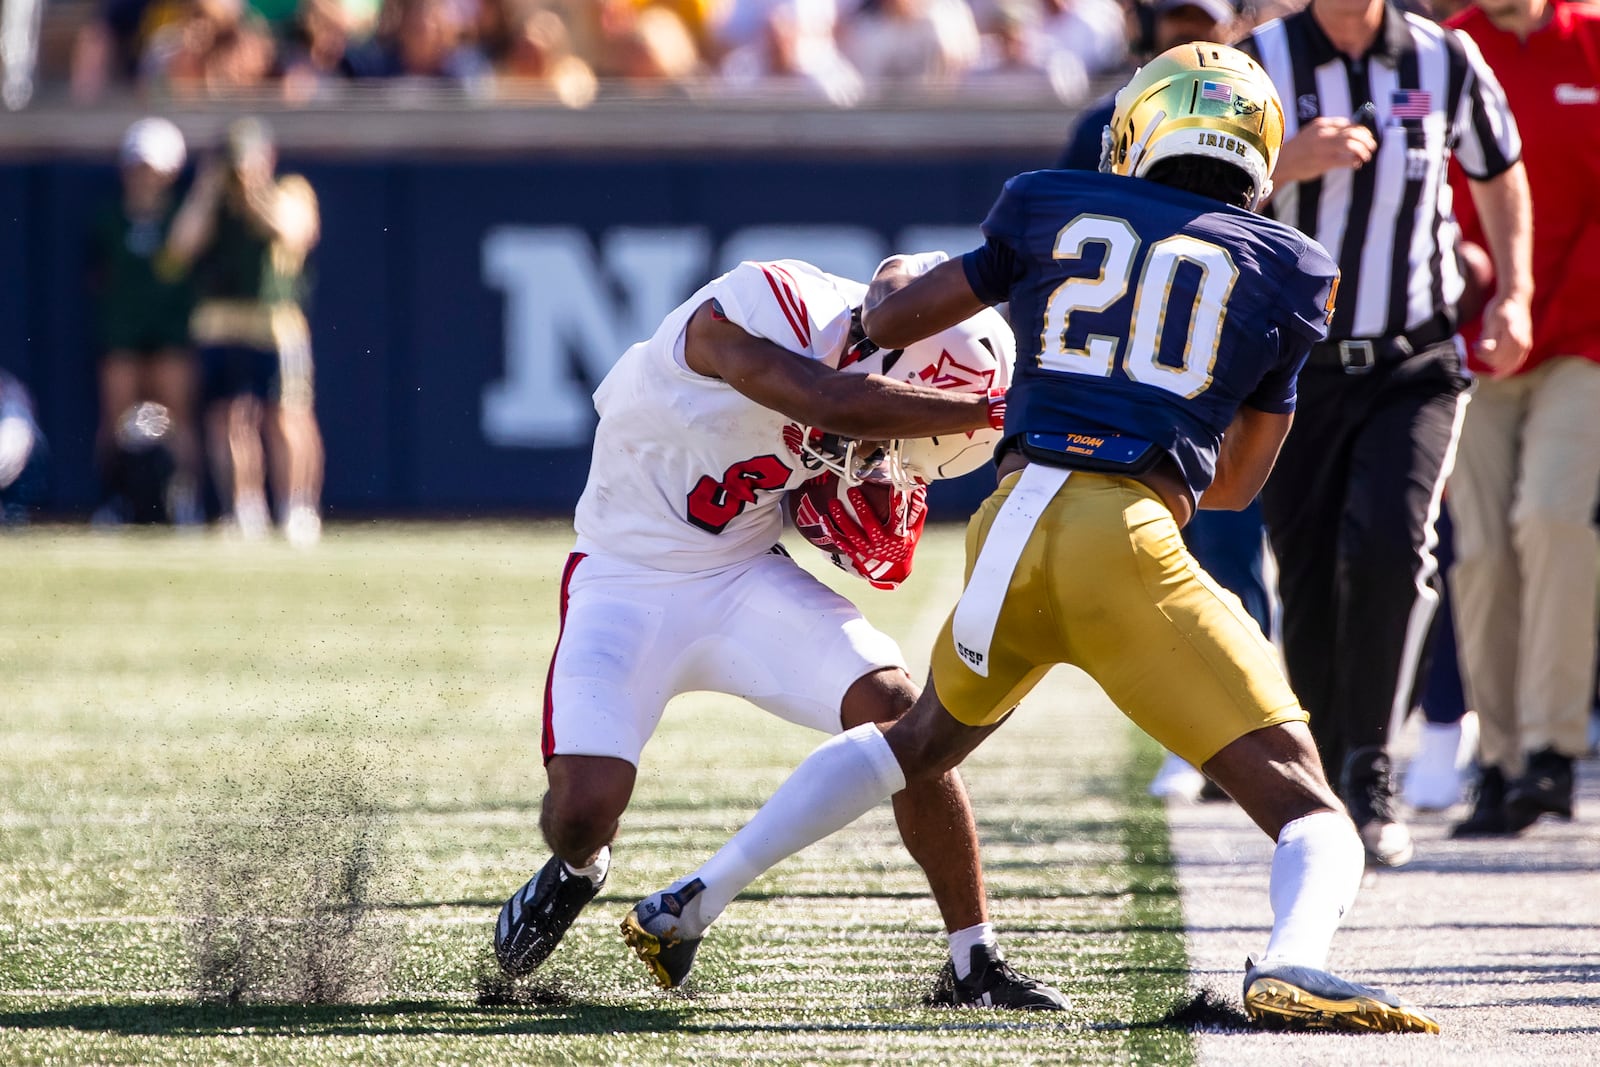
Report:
1240,4,1520,340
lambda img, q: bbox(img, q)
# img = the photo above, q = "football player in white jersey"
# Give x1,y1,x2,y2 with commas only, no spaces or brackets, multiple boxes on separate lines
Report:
494,258,1067,1009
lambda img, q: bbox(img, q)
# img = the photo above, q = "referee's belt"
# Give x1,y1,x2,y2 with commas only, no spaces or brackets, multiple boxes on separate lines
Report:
1307,316,1454,374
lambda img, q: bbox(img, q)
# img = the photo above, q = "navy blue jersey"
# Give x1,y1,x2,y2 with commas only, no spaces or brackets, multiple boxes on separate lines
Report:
962,169,1338,499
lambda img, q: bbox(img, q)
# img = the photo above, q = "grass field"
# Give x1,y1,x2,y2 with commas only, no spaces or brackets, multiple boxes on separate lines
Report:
0,523,1196,1065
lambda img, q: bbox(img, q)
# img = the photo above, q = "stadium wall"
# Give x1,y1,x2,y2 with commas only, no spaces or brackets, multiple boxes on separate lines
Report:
1,111,1072,518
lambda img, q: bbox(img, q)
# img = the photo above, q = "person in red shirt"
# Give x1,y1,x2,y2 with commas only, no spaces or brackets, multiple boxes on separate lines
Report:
1445,0,1600,835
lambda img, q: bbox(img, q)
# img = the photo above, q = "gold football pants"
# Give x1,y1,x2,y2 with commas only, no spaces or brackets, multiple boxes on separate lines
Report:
931,467,1307,769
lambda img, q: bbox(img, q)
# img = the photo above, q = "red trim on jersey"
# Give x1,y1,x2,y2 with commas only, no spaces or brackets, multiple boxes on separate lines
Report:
541,551,586,764
761,264,812,350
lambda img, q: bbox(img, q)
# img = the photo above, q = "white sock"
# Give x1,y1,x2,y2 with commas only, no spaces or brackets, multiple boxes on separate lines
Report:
686,724,907,931
564,844,610,887
947,922,998,979
1261,810,1363,969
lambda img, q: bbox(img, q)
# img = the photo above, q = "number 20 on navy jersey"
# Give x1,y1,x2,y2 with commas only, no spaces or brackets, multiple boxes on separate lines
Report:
971,169,1337,495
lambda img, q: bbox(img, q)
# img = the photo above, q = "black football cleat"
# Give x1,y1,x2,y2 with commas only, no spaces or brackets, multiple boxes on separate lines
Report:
1243,958,1440,1034
494,854,605,978
925,945,1069,1011
1504,748,1575,831
1451,765,1514,838
620,879,707,989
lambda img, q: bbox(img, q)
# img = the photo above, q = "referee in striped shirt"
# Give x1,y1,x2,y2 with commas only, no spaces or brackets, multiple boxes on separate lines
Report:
1237,0,1533,868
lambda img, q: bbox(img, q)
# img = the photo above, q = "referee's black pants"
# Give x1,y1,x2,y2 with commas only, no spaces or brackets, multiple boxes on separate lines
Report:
1261,340,1471,788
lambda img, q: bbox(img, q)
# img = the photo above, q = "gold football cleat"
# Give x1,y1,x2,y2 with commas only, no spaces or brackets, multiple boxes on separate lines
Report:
620,885,705,990
1243,959,1442,1034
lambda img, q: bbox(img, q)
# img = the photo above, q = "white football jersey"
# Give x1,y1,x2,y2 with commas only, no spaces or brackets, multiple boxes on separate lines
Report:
574,260,866,572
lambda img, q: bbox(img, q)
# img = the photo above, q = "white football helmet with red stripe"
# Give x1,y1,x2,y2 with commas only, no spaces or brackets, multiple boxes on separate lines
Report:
804,307,1014,493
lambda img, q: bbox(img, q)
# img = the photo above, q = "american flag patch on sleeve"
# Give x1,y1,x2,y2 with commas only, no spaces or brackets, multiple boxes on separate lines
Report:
1390,89,1432,118
1200,81,1234,103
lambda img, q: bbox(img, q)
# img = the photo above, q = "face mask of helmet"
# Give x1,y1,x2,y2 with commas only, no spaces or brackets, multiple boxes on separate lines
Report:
796,428,891,487
798,304,1016,502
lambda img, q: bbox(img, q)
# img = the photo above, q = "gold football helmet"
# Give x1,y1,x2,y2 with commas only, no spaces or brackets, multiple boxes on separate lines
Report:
1100,42,1285,210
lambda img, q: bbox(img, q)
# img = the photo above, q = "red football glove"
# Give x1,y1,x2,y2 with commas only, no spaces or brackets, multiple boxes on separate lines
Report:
788,473,928,590
823,482,929,590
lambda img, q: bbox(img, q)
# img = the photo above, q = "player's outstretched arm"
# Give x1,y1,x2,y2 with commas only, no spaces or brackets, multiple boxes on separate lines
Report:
862,256,989,351
1202,407,1292,511
683,301,996,439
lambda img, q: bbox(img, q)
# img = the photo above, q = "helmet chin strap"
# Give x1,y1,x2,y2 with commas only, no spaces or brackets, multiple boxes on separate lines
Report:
1126,109,1167,177
879,444,920,492
1248,176,1274,212
800,431,892,483
1097,125,1115,174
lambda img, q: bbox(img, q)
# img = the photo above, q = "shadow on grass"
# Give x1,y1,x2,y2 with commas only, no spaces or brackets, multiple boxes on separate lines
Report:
1092,989,1253,1033
0,991,1243,1041
0,999,682,1039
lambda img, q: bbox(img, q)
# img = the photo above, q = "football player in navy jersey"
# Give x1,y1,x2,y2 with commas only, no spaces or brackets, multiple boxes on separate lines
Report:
624,43,1444,1034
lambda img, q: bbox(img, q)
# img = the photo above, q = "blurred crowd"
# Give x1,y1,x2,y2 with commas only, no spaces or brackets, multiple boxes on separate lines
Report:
60,0,1311,107
63,114,326,545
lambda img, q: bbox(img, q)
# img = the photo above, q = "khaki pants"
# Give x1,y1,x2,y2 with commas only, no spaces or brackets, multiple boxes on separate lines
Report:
1450,357,1600,772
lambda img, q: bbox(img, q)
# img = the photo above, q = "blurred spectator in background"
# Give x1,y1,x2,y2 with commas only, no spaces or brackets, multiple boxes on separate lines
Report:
644,0,726,58
141,0,278,97
1037,0,1129,76
594,0,705,86
249,0,309,34
477,0,521,58
720,0,862,102
65,0,1194,103
165,118,324,546
546,0,713,74
1444,0,1600,837
842,0,980,88
714,0,804,51
279,0,364,101
88,117,202,526
964,0,1087,102
342,0,492,86
0,370,47,527
487,1,598,104
1057,0,1243,168
71,0,189,101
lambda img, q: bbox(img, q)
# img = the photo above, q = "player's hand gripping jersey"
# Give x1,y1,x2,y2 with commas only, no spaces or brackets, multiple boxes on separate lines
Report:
574,260,867,572
962,169,1338,496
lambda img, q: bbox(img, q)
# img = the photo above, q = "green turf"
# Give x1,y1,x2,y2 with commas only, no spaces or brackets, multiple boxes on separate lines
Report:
0,523,1192,1065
